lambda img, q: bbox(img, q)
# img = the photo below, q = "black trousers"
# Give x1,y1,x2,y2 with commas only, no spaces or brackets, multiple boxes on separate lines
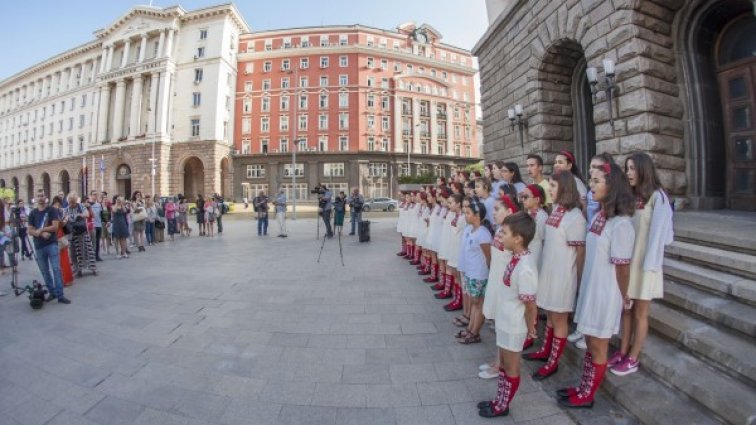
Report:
322,209,333,236
18,227,32,257
94,227,102,259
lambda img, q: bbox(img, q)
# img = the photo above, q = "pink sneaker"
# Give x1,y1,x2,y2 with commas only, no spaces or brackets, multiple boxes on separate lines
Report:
611,356,639,376
607,351,625,368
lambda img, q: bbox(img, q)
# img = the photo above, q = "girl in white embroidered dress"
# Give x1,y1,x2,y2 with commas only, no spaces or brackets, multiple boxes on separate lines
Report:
519,184,549,268
444,194,467,313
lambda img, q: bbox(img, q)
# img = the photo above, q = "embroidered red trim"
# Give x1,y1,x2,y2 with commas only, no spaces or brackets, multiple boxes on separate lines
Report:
589,211,607,235
492,229,506,251
611,257,631,265
518,294,536,302
546,206,567,228
635,197,646,210
451,213,460,226
503,251,530,287
567,241,586,246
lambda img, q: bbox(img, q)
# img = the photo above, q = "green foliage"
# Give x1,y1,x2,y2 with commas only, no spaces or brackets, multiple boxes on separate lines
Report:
398,173,437,184
464,161,484,173
0,188,15,200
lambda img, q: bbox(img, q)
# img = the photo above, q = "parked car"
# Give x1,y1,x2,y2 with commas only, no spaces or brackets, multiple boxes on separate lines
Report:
362,197,398,212
158,196,233,215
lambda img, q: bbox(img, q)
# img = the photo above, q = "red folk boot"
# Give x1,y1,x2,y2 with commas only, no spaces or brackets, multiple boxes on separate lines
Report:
533,336,566,381
397,240,407,256
478,369,520,418
444,278,463,311
435,273,453,298
423,263,439,283
418,257,431,275
404,244,414,259
557,352,592,398
559,360,607,409
523,326,553,361
410,247,421,265
431,271,446,291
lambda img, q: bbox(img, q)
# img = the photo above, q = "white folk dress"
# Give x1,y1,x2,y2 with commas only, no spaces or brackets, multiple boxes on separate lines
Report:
527,208,549,269
416,205,431,248
397,202,406,235
494,252,538,352
430,207,447,252
424,205,442,251
483,228,512,320
575,213,635,339
407,203,420,239
536,207,587,312
438,210,455,261
627,191,664,300
446,213,467,268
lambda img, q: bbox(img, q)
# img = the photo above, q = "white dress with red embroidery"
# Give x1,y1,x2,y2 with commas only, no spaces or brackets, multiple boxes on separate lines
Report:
438,210,456,261
575,213,635,339
494,251,538,352
430,207,448,252
483,228,513,320
424,205,442,252
536,206,587,312
406,203,420,239
627,191,664,300
397,201,406,234
527,208,549,268
415,205,432,248
446,213,467,268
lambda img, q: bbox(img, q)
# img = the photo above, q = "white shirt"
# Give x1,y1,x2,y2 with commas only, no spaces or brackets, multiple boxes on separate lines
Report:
458,225,493,280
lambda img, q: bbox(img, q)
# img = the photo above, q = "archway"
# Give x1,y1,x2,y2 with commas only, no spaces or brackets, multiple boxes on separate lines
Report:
115,164,132,199
535,39,593,172
59,170,70,196
183,157,205,198
25,175,34,203
220,157,231,198
41,173,51,198
11,177,19,201
78,167,89,198
0,179,5,188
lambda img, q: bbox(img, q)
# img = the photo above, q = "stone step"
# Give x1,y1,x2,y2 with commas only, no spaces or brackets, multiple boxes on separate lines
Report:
665,240,756,280
663,280,756,337
637,333,756,425
663,257,756,306
673,214,756,256
561,345,723,425
648,303,756,387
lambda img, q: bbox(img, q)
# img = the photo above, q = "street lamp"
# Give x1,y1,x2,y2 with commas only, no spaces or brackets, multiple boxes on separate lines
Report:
147,106,157,197
287,67,300,220
586,59,617,130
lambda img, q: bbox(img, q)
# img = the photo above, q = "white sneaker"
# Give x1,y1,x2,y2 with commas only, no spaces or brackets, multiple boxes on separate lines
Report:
567,330,583,343
479,363,493,371
574,336,587,350
478,368,498,379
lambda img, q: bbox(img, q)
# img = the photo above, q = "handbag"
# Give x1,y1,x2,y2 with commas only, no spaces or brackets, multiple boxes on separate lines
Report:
67,218,87,236
154,220,165,229
132,207,148,222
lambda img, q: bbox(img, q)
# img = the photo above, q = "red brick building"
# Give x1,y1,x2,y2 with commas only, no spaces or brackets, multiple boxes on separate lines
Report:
233,23,479,201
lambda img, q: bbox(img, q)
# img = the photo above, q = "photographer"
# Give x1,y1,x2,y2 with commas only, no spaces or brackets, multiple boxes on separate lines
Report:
14,199,33,260
27,190,70,304
214,194,227,234
253,190,270,236
273,189,287,238
333,191,346,233
318,183,334,238
347,187,365,236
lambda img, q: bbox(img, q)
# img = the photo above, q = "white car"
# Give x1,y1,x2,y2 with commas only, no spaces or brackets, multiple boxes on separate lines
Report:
362,197,399,212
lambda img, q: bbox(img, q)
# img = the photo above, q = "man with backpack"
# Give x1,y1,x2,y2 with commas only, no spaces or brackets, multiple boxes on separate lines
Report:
214,194,228,233
347,187,364,236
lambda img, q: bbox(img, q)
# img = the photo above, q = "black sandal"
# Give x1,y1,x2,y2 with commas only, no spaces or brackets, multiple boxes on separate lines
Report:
454,329,470,339
458,333,481,344
452,315,470,327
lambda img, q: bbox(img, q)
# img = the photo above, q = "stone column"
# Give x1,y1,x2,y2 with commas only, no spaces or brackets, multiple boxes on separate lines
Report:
100,46,108,73
157,71,171,135
138,34,147,62
164,29,175,59
148,72,159,135
70,64,79,88
97,85,111,142
446,113,454,156
157,30,165,59
111,79,127,142
90,60,97,82
128,75,143,139
393,95,402,152
121,40,131,68
412,98,420,154
430,100,438,155
60,69,69,93
105,46,114,72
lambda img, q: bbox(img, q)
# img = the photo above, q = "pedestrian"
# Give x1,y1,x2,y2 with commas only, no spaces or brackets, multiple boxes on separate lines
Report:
165,197,177,241
318,184,333,238
111,197,130,259
145,198,157,246
215,194,226,234
253,191,269,236
273,189,287,237
27,190,70,304
455,197,493,345
347,187,364,236
526,154,552,206
177,195,189,236
477,212,538,418
100,192,112,256
50,196,74,285
611,153,673,377
89,192,103,261
66,193,97,276
525,171,585,381
204,196,216,237
560,162,635,408
195,194,205,236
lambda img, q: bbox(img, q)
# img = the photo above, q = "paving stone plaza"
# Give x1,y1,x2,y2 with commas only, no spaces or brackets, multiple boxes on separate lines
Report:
0,216,601,425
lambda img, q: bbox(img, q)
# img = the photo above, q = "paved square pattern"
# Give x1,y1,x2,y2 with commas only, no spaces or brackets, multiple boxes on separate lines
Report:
0,216,577,425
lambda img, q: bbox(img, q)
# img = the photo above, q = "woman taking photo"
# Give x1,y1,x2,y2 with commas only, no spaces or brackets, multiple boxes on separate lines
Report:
66,193,97,277
111,197,130,259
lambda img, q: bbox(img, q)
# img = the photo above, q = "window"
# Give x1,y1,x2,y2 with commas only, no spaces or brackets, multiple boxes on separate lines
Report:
382,116,390,130
242,118,251,133
367,77,374,87
68,117,73,130
320,56,329,68
280,115,289,131
339,136,348,151
79,114,85,129
454,144,461,156
367,94,375,109
319,93,328,108
367,57,374,68
281,59,290,71
299,94,308,109
244,81,252,92
380,59,388,70
281,78,290,89
191,119,200,136
339,112,348,129
81,95,87,107
196,47,205,58
300,37,310,48
367,137,375,151
260,117,270,132
298,138,307,151
194,68,204,83
263,61,272,72
298,114,307,130
280,183,307,201
246,164,265,178
320,76,328,87
324,162,344,177
318,113,328,130
261,96,270,111
261,139,268,153
280,95,290,111
366,36,374,47
241,139,251,154
398,163,410,176
407,64,413,73
243,184,269,202
299,76,308,88
394,62,402,72
381,78,389,89
300,58,309,69
70,98,75,111
199,29,208,40
339,56,348,67
243,98,252,113
418,164,429,175
279,137,288,152
318,135,328,151
339,34,348,46
192,92,201,106
320,35,329,47
283,37,292,49
367,115,375,130
339,75,348,86
339,92,348,108
421,142,428,154
260,80,270,91
368,163,388,177
264,39,272,51
283,163,304,177
381,137,389,151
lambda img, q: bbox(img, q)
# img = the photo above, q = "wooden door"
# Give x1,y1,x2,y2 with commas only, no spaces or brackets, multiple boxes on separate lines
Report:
718,61,756,211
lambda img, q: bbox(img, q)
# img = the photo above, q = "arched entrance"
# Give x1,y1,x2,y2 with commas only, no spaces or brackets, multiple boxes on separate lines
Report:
220,157,231,198
716,14,756,210
59,170,70,196
78,167,89,197
536,39,594,172
0,179,5,188
115,164,132,199
41,173,51,198
183,157,205,198
11,177,19,200
25,175,34,202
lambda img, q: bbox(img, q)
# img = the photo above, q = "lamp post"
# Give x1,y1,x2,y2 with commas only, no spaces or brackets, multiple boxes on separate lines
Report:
147,106,157,196
586,59,617,129
288,67,299,220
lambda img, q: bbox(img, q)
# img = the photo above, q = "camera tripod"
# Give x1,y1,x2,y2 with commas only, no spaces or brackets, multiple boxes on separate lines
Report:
317,223,345,267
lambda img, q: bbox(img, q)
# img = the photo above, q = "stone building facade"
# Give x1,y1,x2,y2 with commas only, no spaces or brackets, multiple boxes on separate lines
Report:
475,0,756,211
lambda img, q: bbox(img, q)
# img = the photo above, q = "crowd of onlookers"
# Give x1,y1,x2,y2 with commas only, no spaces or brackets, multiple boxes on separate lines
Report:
0,190,228,302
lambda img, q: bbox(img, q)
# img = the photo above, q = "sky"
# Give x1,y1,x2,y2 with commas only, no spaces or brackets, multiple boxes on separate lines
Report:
0,0,489,80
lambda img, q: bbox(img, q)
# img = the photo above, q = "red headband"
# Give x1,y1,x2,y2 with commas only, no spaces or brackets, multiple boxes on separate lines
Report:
601,163,611,175
438,190,450,199
559,150,576,164
526,184,542,199
500,195,519,213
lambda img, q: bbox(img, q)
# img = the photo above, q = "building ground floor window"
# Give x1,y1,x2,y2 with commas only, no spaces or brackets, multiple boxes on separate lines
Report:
243,183,269,199
280,183,308,202
367,181,389,198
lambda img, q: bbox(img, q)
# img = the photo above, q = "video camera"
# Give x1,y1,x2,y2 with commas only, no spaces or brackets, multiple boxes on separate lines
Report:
12,280,48,310
310,184,326,195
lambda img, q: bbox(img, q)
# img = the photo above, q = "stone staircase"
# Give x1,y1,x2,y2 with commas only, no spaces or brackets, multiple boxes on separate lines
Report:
562,211,756,425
